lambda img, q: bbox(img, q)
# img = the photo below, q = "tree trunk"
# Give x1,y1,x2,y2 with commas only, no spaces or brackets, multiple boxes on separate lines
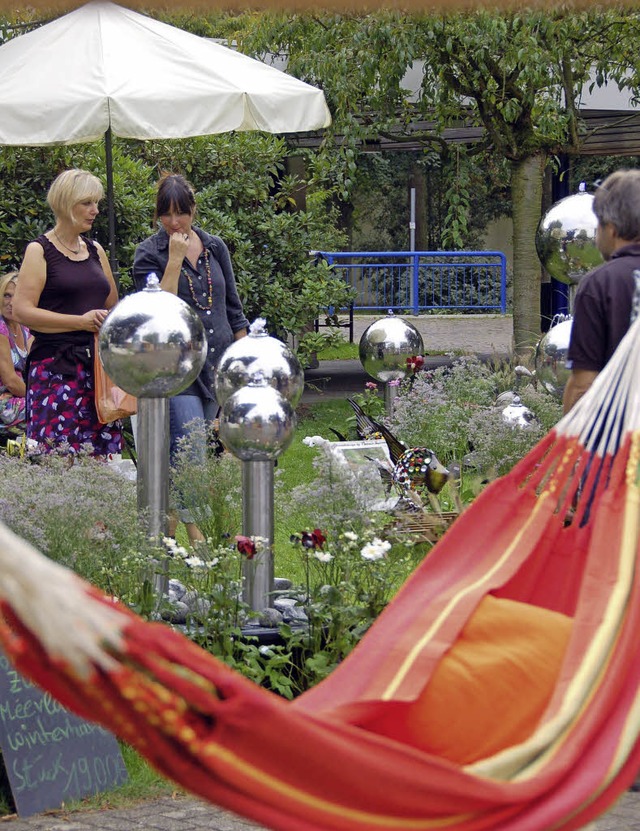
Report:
511,154,545,358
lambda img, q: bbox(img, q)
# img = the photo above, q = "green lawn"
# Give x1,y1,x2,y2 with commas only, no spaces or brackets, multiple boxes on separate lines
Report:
275,398,353,580
316,341,359,360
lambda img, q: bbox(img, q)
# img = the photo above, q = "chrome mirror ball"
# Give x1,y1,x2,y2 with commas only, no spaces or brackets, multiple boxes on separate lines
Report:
99,274,207,398
359,312,424,383
214,318,304,408
534,317,573,400
535,189,603,286
219,376,296,462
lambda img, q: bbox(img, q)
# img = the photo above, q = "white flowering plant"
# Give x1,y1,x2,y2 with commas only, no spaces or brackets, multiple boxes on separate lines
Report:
284,525,419,688
387,354,562,478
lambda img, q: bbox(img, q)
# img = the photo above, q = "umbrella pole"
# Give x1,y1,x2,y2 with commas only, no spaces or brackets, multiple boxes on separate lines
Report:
104,127,119,286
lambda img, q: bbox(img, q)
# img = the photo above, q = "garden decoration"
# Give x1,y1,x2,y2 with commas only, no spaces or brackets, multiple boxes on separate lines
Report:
347,396,385,441
214,317,304,409
99,273,207,593
218,369,296,612
499,395,537,429
534,315,574,400
347,397,451,510
214,321,301,612
359,312,424,416
535,182,603,290
4,310,640,829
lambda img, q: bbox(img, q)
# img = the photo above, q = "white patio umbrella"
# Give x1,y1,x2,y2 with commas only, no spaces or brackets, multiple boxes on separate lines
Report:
0,0,331,273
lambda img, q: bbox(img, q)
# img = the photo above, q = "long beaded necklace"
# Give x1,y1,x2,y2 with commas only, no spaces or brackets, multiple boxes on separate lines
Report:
182,249,213,311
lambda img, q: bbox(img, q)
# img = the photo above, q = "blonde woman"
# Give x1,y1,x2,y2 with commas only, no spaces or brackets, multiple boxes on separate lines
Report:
0,271,31,436
13,168,121,455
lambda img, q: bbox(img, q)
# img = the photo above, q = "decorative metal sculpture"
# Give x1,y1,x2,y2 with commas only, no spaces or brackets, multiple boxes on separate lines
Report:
219,374,296,612
535,185,603,286
214,317,304,408
99,274,207,399
99,274,207,595
220,374,296,462
216,320,301,612
359,312,424,415
500,395,537,430
534,316,573,400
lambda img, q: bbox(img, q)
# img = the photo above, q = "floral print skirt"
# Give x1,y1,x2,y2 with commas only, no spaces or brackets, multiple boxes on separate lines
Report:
0,394,26,437
26,357,122,456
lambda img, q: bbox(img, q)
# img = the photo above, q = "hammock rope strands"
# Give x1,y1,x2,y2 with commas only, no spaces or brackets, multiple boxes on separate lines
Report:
2,318,640,830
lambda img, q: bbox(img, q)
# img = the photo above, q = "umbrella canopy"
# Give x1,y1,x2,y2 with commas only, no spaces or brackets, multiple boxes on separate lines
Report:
0,0,331,269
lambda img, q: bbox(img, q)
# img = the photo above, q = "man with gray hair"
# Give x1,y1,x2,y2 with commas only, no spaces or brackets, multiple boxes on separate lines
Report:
563,169,640,414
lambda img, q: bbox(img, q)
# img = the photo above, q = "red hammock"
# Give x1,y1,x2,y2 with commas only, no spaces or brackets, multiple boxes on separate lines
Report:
1,318,640,830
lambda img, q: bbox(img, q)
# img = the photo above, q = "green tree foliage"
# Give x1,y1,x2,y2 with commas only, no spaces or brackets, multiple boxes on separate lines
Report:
410,8,640,352
175,7,640,354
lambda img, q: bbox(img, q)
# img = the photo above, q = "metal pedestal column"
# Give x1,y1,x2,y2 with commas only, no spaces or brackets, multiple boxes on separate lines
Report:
137,397,170,597
242,460,274,611
385,382,399,417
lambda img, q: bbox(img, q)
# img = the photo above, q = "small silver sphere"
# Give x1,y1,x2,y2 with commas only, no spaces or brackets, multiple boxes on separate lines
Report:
535,318,573,400
214,318,304,407
99,274,207,398
501,395,537,429
220,379,296,461
359,313,424,382
535,190,603,285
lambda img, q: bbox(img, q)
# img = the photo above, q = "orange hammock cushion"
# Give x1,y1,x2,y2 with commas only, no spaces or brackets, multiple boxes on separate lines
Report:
348,595,573,764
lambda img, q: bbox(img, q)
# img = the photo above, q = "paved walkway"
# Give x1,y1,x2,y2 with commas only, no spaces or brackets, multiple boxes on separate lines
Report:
349,312,514,355
303,313,513,402
2,789,638,830
3,314,639,830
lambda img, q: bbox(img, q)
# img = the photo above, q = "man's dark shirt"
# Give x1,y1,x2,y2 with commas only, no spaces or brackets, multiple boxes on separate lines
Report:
566,243,640,372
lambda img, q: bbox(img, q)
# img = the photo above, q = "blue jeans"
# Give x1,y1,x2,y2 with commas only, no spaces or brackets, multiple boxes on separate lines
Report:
169,393,219,522
169,393,219,461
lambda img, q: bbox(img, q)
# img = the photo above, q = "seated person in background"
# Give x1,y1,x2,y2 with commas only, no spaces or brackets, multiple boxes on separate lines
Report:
0,271,31,437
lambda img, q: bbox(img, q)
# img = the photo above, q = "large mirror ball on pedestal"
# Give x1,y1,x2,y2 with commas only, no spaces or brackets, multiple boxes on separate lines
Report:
534,187,603,398
214,318,304,409
99,275,207,397
535,189,603,286
219,378,296,462
359,313,424,383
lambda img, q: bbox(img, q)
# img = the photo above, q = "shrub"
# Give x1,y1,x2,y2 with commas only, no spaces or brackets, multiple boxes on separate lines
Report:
0,450,156,608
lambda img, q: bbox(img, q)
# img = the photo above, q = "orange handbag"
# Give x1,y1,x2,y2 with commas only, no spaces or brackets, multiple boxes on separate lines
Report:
93,334,137,424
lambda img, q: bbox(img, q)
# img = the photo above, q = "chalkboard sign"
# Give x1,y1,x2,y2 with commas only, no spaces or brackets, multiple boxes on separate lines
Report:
0,650,128,816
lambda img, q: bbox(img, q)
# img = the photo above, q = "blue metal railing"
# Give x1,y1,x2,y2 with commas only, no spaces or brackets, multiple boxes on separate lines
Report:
317,250,507,314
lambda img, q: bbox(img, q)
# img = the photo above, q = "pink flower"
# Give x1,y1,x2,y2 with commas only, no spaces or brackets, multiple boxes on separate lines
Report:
365,381,378,391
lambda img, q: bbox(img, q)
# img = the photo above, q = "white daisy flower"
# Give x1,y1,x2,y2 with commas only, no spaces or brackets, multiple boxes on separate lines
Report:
360,538,391,561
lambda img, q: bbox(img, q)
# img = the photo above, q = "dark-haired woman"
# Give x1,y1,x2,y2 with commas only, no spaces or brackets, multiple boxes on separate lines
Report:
133,173,248,543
